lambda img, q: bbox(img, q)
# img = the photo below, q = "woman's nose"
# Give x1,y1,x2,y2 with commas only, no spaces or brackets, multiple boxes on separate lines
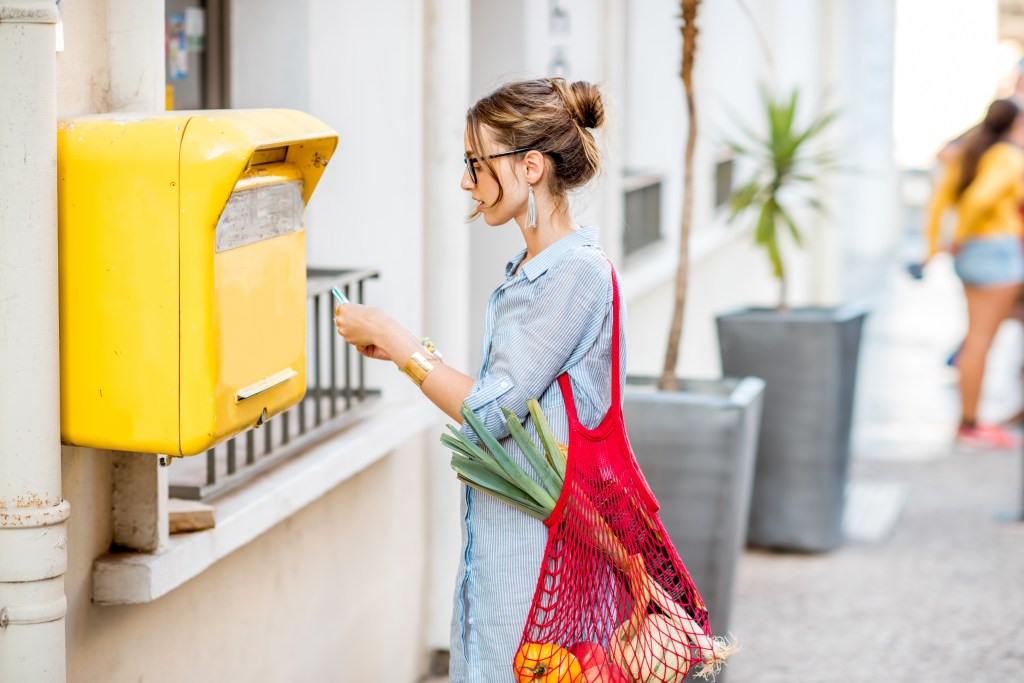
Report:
460,167,474,190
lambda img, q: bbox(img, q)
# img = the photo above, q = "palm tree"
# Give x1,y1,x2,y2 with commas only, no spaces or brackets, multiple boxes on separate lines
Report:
657,0,701,392
726,88,838,309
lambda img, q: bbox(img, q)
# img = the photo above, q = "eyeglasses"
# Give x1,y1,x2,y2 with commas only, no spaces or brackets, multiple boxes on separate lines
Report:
463,147,532,184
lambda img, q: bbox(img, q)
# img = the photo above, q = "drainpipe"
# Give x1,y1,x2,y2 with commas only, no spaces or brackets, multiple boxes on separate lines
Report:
0,3,67,683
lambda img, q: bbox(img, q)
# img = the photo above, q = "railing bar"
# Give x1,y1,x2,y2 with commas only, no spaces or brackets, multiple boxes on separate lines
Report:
282,400,291,445
308,268,379,289
263,415,272,455
314,292,322,426
330,297,338,418
246,430,255,465
227,438,236,475
206,448,216,486
357,279,366,401
299,296,312,436
344,283,353,410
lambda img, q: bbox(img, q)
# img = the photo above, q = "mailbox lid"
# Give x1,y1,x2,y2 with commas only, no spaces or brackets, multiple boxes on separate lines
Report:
177,110,337,456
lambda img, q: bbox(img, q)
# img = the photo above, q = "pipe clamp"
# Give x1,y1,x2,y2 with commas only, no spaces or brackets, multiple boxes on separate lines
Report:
0,4,60,23
0,596,68,627
0,499,71,528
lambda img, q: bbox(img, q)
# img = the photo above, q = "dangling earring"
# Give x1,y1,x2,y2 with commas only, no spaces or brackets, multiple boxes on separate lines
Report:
527,184,537,229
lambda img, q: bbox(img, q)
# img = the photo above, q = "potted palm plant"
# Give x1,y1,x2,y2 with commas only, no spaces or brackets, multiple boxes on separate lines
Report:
716,88,867,552
623,0,764,648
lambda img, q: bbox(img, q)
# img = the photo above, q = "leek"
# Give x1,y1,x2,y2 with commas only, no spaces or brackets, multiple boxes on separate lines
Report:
501,408,563,502
459,406,557,510
528,399,567,479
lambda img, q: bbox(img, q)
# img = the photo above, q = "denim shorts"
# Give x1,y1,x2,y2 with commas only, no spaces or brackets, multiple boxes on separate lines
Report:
954,237,1024,287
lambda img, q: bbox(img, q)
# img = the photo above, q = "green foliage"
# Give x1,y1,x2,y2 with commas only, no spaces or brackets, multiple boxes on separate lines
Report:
727,87,839,303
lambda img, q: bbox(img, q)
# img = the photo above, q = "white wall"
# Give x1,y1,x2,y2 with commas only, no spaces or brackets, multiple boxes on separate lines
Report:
58,2,435,680
623,0,684,245
229,0,311,109
301,0,426,398
64,440,429,683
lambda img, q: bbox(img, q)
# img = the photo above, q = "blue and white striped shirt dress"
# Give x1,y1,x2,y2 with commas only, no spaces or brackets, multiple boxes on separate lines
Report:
449,226,626,682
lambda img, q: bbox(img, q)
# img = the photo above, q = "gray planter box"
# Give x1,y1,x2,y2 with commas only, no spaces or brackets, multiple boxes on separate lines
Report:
717,306,868,552
624,376,765,641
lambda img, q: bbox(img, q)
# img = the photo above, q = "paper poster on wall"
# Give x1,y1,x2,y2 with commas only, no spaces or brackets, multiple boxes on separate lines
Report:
167,12,188,80
185,8,206,52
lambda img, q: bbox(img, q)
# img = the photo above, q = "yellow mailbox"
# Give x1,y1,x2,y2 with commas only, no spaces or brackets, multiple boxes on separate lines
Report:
58,110,337,456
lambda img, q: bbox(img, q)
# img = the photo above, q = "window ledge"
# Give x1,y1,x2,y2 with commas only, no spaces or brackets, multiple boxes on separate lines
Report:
620,217,752,302
92,398,439,605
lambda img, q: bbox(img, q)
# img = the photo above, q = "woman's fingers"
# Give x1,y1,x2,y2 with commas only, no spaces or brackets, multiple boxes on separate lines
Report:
334,304,346,336
333,304,393,360
356,344,390,362
334,303,358,339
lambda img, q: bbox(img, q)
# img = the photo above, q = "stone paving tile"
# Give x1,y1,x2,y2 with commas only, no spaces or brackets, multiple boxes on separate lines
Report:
726,452,1024,682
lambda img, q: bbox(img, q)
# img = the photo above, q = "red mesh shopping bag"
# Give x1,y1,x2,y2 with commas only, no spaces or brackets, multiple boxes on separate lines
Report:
513,268,735,683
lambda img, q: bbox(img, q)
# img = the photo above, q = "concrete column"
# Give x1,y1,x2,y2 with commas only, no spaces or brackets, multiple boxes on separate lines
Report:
104,0,170,552
111,452,168,552
422,0,471,652
0,3,67,681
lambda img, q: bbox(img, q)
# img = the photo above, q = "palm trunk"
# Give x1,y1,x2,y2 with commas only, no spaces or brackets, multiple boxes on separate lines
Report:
658,0,701,392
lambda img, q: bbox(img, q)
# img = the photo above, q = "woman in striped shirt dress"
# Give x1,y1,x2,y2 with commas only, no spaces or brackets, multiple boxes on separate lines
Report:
334,78,623,681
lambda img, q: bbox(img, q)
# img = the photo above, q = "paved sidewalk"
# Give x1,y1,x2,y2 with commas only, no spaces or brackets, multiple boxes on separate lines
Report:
725,253,1024,682
424,252,1024,682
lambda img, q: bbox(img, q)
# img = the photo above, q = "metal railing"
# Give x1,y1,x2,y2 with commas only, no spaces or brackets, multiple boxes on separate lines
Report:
168,268,381,501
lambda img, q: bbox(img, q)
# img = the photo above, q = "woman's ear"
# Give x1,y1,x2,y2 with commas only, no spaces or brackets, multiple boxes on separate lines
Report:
523,149,546,185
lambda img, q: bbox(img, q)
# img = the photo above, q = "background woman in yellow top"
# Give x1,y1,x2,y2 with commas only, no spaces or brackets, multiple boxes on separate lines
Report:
924,98,1024,449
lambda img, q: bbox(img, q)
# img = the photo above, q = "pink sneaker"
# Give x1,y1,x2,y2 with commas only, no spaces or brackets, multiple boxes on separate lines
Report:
956,424,1022,451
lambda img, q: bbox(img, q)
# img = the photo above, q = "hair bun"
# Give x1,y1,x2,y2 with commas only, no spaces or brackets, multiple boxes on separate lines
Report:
563,80,605,129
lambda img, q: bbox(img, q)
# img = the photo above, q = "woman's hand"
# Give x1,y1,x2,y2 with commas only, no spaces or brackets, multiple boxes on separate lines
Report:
335,303,409,363
354,343,391,361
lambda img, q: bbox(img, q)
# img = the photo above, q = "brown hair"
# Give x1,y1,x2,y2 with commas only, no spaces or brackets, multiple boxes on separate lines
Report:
466,78,605,214
957,98,1019,196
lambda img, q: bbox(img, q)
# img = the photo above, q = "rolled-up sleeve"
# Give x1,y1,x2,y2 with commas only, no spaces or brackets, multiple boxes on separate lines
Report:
461,249,611,443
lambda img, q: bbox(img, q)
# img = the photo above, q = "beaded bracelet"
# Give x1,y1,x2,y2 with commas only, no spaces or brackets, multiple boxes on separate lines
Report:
420,337,444,363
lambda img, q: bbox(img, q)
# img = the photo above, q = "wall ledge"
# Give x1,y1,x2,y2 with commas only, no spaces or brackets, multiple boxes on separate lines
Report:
620,218,753,302
92,399,439,605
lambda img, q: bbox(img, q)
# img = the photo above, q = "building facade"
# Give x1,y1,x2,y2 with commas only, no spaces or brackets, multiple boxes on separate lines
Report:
0,0,914,681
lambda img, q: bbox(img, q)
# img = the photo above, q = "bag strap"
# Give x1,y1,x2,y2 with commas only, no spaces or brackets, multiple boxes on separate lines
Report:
609,263,621,407
558,260,621,427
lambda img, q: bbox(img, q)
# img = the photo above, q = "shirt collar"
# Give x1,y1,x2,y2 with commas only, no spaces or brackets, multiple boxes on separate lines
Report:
504,226,599,282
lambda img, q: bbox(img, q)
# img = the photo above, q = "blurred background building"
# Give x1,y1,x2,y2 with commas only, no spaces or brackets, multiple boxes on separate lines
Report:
1,0,1019,681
